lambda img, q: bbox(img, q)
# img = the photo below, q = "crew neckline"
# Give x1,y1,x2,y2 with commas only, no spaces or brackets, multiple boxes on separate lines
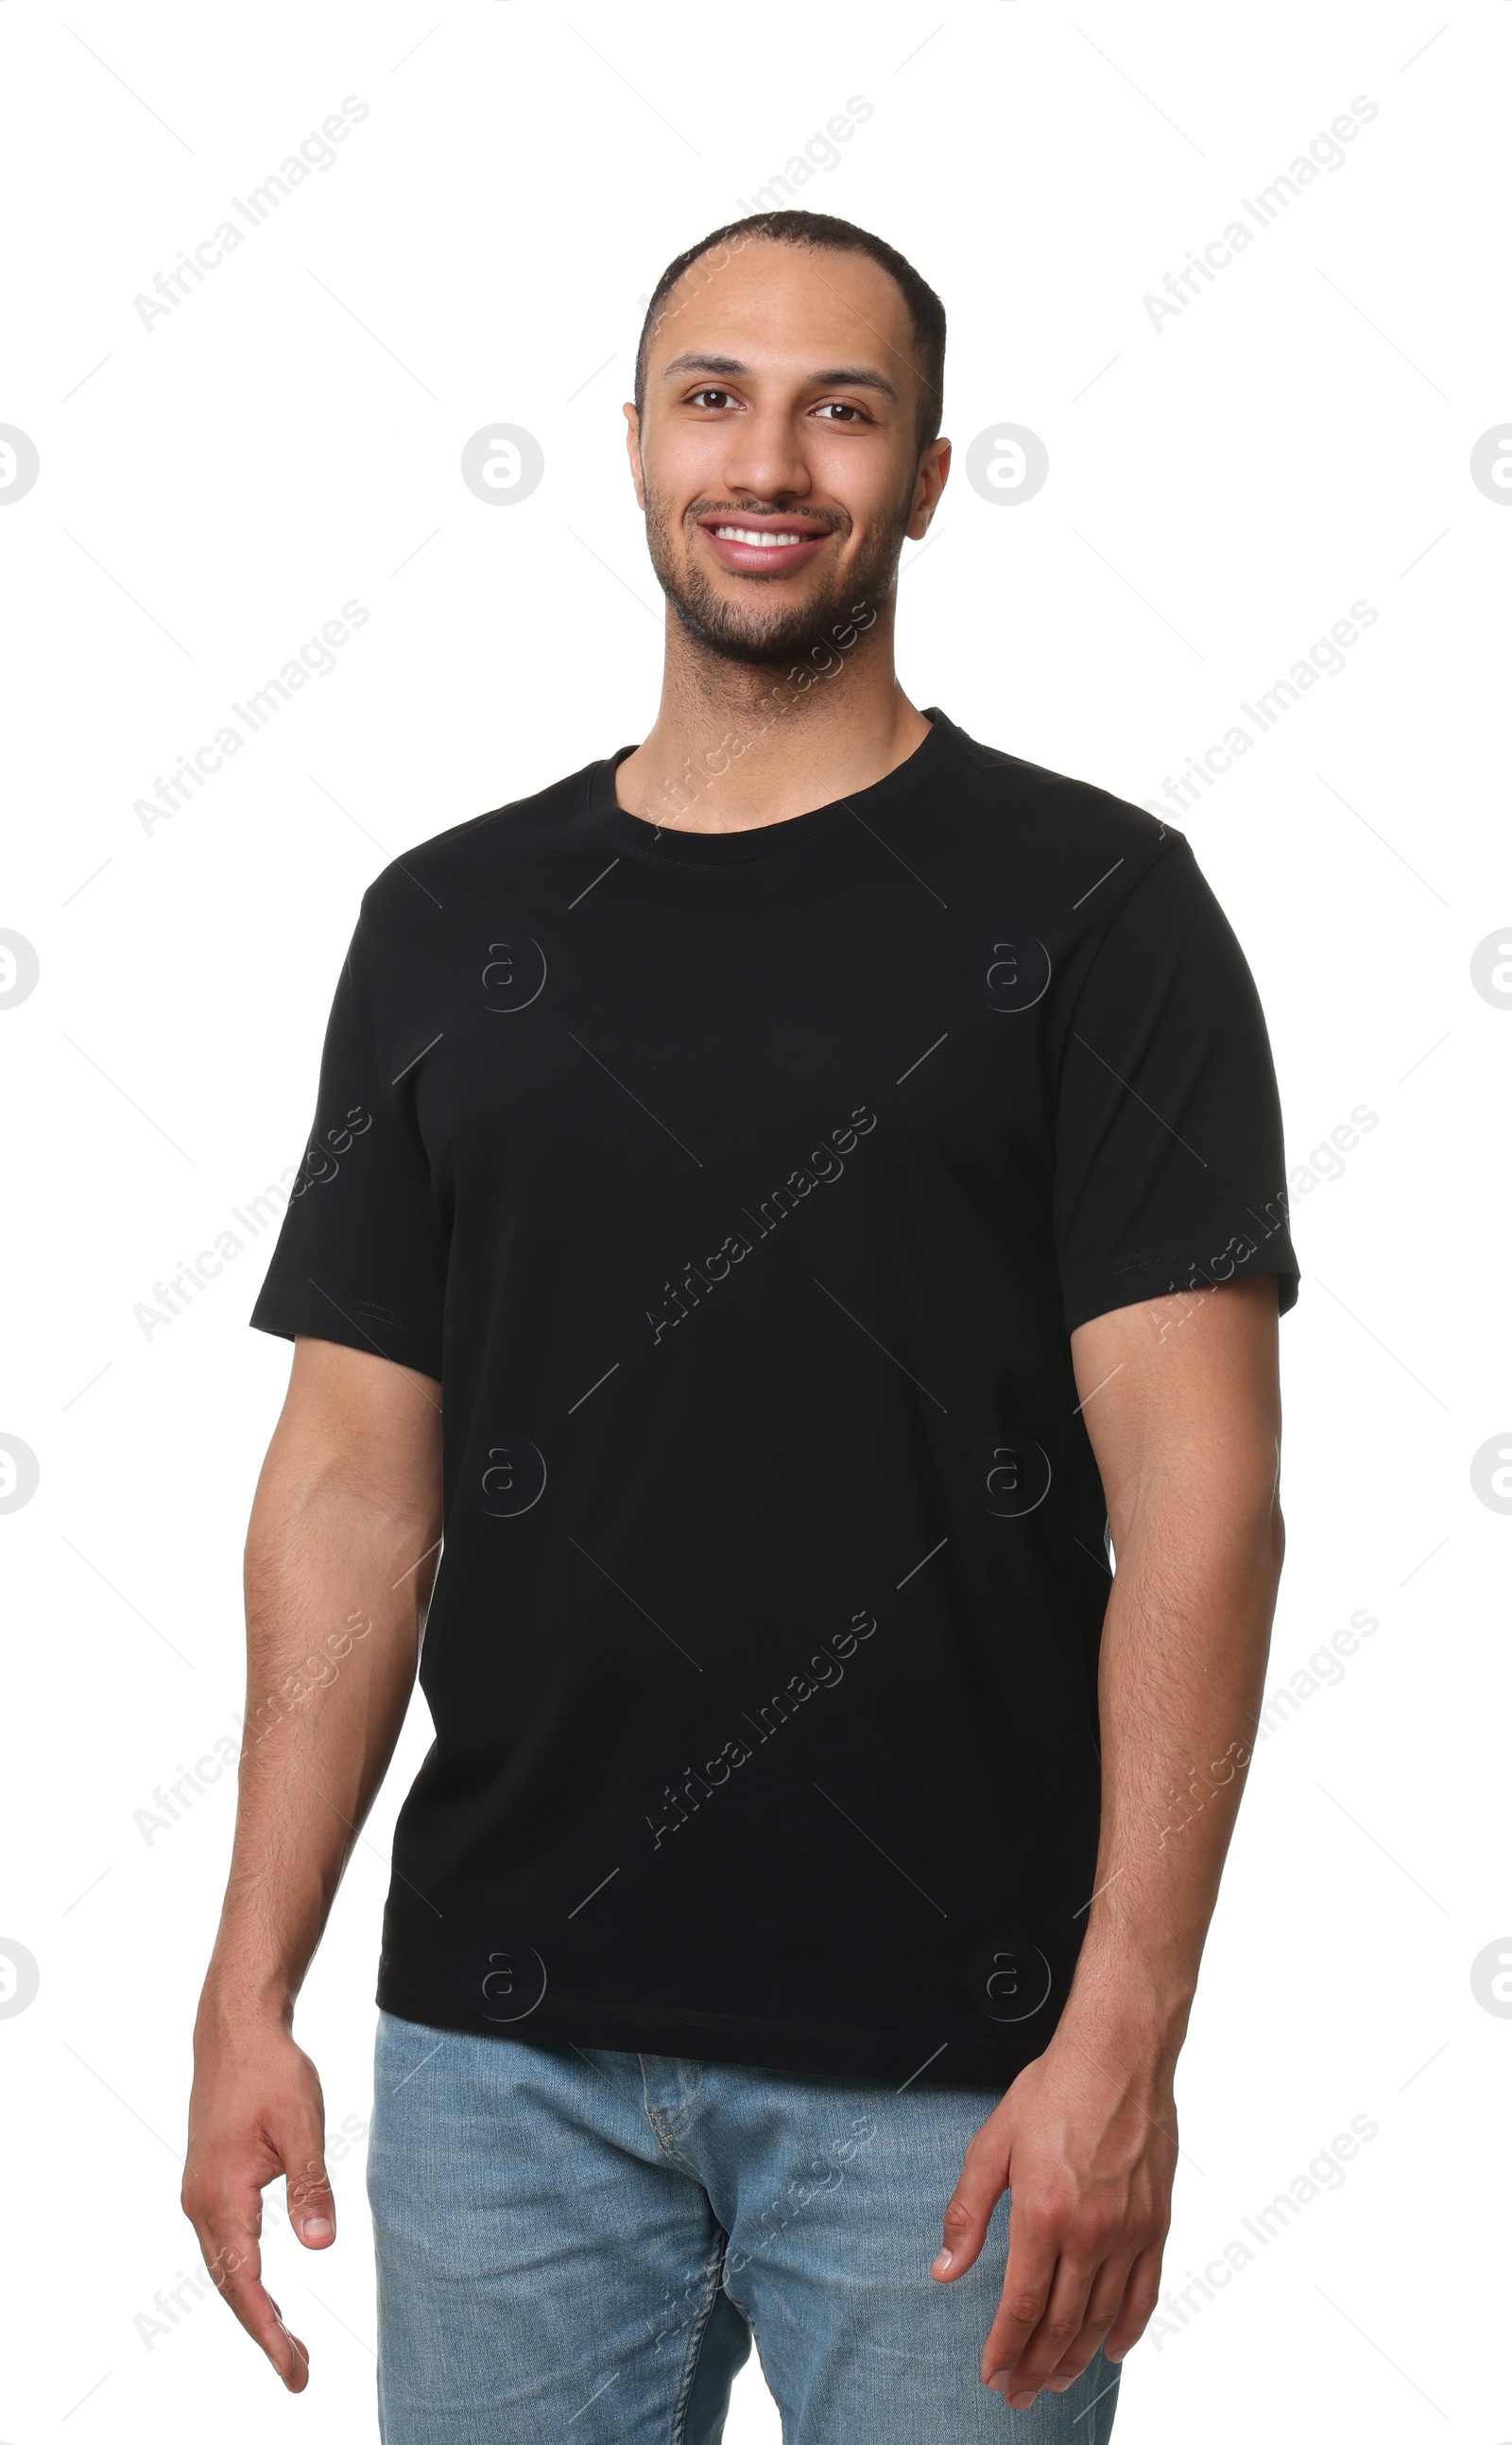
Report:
585,706,959,864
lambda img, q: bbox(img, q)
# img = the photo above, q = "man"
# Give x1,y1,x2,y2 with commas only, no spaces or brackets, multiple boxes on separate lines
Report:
184,210,1297,2440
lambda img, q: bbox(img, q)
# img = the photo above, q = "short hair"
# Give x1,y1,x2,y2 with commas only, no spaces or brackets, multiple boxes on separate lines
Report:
634,210,946,456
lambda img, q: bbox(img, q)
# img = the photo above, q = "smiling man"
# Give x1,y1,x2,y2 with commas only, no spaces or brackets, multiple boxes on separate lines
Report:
184,212,1298,2441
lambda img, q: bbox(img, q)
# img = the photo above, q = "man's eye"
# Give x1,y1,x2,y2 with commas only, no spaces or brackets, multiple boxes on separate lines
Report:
815,401,866,422
689,388,734,409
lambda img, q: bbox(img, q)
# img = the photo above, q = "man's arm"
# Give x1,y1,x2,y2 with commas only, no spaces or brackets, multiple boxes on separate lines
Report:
181,1337,443,2393
932,1272,1284,2409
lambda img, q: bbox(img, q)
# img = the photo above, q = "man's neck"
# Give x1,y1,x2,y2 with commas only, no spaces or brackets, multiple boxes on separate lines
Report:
612,613,933,835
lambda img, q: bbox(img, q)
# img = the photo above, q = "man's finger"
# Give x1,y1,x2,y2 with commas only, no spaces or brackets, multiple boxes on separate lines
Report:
1040,2252,1134,2391
287,2148,336,2247
1104,2240,1165,2363
976,2205,1059,2380
183,2191,311,2391
930,2135,1007,2282
987,2249,1098,2404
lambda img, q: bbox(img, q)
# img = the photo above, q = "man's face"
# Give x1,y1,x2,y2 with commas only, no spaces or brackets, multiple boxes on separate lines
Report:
627,239,949,667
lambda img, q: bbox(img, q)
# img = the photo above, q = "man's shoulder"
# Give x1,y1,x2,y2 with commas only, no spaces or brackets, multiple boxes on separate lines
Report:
355,754,602,934
941,719,1190,904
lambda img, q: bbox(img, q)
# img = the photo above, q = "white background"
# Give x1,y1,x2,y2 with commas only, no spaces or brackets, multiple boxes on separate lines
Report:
2,2,1508,2437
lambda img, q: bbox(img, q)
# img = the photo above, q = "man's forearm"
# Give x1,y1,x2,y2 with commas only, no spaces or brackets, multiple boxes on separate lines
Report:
199,1450,440,2027
1057,1489,1283,2071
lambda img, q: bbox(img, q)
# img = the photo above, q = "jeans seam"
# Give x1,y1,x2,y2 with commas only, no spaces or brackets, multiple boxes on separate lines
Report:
669,2230,729,2445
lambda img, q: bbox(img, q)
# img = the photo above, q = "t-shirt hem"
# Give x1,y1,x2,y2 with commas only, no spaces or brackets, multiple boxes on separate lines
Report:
374,1972,1027,2092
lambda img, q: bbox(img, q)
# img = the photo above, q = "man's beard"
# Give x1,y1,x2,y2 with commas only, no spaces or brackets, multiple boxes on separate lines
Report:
643,487,915,668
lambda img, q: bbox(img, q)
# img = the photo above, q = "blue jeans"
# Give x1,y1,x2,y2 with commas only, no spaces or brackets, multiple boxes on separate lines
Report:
367,2010,1121,2443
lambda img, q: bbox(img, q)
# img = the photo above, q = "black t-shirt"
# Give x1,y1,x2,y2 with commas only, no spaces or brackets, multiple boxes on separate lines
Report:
249,709,1298,2088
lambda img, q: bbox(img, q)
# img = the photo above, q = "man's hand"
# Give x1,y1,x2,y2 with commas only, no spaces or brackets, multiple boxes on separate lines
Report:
932,2024,1174,2407
180,2006,335,2390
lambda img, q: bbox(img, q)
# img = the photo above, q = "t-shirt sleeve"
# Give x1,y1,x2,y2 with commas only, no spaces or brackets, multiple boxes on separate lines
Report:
249,896,449,1378
1053,835,1299,1336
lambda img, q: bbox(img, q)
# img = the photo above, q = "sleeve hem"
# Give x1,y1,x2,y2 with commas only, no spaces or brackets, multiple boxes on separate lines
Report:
249,1284,442,1381
1062,1245,1300,1338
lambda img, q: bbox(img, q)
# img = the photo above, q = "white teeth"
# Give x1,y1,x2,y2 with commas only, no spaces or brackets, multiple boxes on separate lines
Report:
712,525,814,548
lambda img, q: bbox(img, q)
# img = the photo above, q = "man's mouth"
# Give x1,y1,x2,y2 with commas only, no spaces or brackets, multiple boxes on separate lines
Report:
696,512,835,576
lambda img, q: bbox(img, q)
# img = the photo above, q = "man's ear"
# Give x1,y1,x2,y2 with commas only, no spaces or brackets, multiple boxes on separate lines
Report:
624,404,645,510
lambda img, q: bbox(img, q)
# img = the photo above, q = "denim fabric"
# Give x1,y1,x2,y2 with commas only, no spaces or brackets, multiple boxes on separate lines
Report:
367,2010,1121,2443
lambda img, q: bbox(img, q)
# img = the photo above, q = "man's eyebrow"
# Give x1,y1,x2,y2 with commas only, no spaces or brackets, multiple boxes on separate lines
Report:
660,352,902,405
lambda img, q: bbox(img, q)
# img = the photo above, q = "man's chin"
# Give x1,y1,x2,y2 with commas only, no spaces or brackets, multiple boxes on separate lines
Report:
670,588,861,670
